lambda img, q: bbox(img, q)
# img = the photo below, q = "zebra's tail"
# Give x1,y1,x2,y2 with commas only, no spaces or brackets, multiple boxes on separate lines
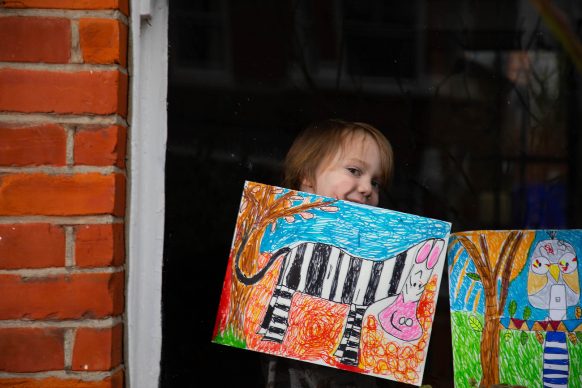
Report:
234,232,290,286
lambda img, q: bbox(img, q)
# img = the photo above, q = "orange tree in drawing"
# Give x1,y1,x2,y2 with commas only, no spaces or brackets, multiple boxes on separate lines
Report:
225,182,337,339
450,231,535,387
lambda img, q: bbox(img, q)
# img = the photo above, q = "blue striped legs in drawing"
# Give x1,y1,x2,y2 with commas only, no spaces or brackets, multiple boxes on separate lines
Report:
543,331,568,388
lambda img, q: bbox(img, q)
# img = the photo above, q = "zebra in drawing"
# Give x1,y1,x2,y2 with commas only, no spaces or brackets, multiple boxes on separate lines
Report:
235,236,444,366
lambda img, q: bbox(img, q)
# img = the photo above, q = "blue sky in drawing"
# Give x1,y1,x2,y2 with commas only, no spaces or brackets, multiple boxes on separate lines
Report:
258,185,451,261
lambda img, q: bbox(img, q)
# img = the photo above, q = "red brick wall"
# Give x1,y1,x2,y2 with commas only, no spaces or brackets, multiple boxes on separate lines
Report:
0,0,129,387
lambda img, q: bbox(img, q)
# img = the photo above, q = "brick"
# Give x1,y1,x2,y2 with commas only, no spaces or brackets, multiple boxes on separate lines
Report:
0,272,124,319
79,19,128,67
0,69,128,117
0,224,66,269
72,324,123,371
74,125,127,167
0,124,67,166
0,328,65,372
75,224,125,267
0,16,70,63
0,0,129,16
0,173,126,216
0,370,124,388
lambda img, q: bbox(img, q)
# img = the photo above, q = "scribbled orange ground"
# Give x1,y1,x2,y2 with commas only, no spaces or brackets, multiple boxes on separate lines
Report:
239,252,438,385
358,278,436,384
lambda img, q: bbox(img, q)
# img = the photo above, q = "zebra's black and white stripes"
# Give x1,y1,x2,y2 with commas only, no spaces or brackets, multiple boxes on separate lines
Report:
274,242,410,306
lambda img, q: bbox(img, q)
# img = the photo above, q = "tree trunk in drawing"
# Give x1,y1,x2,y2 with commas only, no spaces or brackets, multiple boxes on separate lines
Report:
228,223,265,339
456,231,525,388
226,182,336,339
481,291,501,385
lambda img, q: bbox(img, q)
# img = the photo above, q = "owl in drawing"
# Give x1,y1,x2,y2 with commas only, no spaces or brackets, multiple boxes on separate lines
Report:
527,236,579,321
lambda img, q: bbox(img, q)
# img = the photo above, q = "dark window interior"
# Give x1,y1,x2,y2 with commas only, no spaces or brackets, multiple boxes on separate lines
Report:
161,0,582,386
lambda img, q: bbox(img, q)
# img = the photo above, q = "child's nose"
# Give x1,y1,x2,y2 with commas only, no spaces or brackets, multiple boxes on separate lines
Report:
358,179,373,196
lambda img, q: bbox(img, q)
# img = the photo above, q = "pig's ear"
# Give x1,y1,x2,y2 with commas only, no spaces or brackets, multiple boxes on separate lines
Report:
427,240,444,269
415,240,433,264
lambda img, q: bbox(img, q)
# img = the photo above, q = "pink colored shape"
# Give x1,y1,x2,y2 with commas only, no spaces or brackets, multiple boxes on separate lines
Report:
427,240,442,269
416,241,432,264
378,294,422,341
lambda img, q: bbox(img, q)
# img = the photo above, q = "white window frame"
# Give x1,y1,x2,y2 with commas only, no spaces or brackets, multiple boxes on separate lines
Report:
127,0,168,387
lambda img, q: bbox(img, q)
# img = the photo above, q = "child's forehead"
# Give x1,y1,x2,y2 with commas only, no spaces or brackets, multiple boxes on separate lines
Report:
319,132,378,165
338,131,378,151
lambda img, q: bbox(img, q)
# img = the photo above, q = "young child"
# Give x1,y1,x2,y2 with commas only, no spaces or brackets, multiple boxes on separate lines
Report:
264,118,395,387
283,118,393,207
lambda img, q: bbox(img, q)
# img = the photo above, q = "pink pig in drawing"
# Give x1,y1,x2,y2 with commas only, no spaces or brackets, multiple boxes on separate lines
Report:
364,239,443,342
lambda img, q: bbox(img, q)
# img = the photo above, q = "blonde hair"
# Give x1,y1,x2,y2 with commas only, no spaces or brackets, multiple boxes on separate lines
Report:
282,119,394,191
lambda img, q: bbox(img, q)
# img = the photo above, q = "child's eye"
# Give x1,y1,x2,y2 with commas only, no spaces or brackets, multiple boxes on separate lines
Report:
346,167,361,176
372,180,381,189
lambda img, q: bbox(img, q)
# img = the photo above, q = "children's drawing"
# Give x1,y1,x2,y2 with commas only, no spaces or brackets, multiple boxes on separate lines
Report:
448,230,582,388
213,181,451,385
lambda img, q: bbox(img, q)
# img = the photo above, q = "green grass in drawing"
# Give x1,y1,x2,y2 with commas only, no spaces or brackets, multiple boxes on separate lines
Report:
498,329,543,387
213,326,246,349
451,312,483,387
452,311,582,388
567,340,582,388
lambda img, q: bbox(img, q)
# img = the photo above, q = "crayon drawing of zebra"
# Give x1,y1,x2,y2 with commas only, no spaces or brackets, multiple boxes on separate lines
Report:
235,235,444,366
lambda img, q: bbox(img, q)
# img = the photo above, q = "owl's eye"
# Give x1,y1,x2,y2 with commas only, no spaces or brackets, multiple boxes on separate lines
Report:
531,257,550,274
558,253,577,274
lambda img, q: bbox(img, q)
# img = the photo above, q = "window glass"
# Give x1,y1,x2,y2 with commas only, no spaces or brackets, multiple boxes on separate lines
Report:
162,1,582,386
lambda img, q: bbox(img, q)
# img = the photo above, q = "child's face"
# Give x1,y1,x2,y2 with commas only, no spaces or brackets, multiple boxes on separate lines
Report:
300,133,383,206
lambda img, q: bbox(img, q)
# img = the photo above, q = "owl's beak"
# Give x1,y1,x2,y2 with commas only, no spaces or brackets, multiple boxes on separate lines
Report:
549,264,560,282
